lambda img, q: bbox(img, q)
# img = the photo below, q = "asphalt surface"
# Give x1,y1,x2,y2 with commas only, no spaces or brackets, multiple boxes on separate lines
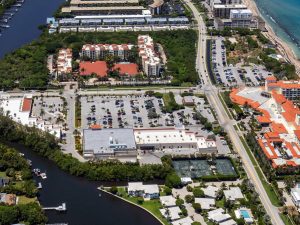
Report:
184,1,284,224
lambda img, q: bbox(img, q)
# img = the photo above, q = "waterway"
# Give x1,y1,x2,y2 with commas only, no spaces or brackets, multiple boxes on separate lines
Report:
0,0,64,58
11,143,161,225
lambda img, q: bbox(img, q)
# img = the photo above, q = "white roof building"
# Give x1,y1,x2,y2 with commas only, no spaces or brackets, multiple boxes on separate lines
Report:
0,94,61,138
224,187,244,201
208,208,232,223
128,182,144,192
291,183,300,207
144,184,159,195
160,206,181,221
202,185,219,198
138,35,161,76
134,127,217,151
160,195,177,207
127,182,159,200
219,219,237,225
171,217,193,225
195,198,215,210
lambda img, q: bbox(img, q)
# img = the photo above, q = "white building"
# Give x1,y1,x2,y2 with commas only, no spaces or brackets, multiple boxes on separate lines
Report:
160,195,177,207
57,48,72,75
81,44,133,60
0,94,61,138
127,182,159,200
134,127,217,152
202,185,219,198
224,187,244,201
160,206,181,221
138,35,161,76
234,208,254,224
171,217,193,225
291,183,300,207
195,198,215,210
208,208,232,223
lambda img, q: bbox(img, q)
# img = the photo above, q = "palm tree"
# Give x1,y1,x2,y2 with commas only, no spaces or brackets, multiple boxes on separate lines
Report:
40,109,45,119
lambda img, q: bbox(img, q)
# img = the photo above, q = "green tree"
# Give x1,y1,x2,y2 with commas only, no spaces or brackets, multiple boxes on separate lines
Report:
165,173,181,188
192,203,202,213
193,188,204,198
185,195,195,203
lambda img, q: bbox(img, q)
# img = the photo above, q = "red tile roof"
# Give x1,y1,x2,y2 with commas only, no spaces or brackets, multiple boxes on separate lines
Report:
266,76,277,81
90,124,102,129
294,130,300,140
80,61,108,77
271,122,288,134
257,115,271,124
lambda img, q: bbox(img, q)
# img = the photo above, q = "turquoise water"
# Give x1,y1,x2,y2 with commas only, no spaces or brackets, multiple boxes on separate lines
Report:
254,0,300,59
240,210,251,219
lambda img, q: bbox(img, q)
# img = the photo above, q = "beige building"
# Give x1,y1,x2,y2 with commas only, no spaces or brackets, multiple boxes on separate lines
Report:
57,48,72,75
138,35,161,77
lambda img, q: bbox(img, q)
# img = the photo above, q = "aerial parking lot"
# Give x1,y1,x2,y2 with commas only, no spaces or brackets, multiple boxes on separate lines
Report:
212,38,272,87
80,93,216,130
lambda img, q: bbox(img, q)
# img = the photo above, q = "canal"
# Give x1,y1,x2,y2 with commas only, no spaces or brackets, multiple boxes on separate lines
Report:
11,143,162,225
0,0,64,58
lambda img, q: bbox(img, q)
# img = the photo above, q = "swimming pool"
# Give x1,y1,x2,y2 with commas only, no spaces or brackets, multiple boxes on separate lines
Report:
240,210,251,219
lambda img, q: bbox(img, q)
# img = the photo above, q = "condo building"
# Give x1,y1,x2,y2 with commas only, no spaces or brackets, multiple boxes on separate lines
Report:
61,0,146,15
81,44,134,60
265,76,300,100
57,48,72,75
138,35,161,76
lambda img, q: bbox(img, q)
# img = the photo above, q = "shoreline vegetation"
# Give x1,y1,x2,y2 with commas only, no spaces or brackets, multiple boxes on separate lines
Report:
0,143,47,225
0,0,16,17
244,0,300,73
0,115,173,182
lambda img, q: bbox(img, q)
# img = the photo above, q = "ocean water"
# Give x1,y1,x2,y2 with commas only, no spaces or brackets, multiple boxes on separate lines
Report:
254,0,300,59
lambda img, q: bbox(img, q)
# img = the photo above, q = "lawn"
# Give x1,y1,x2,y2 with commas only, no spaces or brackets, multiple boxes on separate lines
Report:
218,93,233,119
0,171,7,177
117,187,168,225
280,213,295,225
18,196,37,205
162,92,183,113
216,198,225,208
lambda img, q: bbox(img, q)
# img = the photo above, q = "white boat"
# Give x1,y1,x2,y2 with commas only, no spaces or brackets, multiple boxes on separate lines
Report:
40,173,47,179
37,182,42,189
33,168,41,175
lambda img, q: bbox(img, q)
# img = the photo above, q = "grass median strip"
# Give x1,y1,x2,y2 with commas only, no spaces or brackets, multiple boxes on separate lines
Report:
218,93,233,119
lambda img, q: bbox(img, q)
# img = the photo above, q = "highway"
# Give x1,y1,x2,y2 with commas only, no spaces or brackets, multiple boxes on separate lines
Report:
184,0,284,224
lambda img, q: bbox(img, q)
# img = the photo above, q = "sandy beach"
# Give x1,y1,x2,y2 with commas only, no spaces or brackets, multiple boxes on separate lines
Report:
243,0,300,75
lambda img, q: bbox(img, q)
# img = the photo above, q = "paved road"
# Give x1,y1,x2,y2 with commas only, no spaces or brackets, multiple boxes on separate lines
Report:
62,87,86,162
184,1,284,224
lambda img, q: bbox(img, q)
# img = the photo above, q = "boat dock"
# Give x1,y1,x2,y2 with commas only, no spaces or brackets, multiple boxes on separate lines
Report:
43,203,67,211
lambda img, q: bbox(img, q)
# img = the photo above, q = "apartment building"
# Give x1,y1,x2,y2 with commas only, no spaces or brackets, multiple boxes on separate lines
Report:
81,44,134,60
214,9,255,29
138,35,161,76
265,76,300,100
57,48,72,75
61,0,146,15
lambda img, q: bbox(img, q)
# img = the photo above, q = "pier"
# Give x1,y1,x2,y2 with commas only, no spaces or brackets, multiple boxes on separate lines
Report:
43,203,67,212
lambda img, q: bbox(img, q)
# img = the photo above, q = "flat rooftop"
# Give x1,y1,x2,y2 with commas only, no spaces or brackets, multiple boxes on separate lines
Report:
62,6,145,13
83,128,136,154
